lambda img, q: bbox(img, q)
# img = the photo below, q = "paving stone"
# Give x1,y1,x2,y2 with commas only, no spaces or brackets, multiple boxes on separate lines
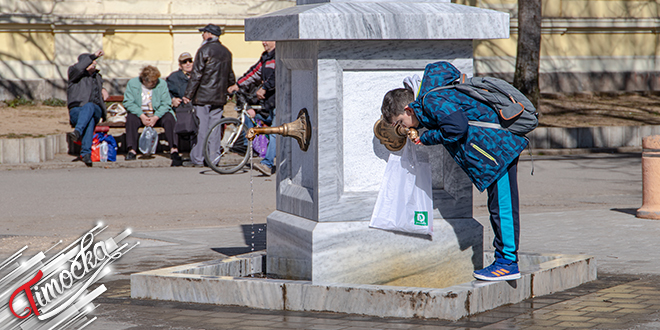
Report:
577,306,621,312
379,323,426,329
552,315,594,322
309,318,351,325
305,324,351,330
589,317,629,324
173,309,217,317
339,320,392,328
202,318,244,325
612,303,650,309
553,310,589,316
600,293,641,299
555,321,597,328
614,308,653,314
206,311,251,319
516,319,562,327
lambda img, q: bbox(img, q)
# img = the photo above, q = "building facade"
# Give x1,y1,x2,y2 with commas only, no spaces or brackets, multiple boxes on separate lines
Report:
1,0,659,99
457,0,660,93
0,0,295,100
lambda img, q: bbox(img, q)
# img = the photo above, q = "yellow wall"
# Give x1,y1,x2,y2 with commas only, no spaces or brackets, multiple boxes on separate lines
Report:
103,32,173,62
559,1,659,18
223,31,266,59
0,32,54,62
454,0,660,18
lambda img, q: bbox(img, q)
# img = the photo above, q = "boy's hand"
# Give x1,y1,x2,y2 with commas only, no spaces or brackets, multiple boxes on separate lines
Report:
413,137,422,145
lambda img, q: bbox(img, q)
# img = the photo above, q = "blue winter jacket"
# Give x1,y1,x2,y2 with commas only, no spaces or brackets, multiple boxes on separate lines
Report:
409,61,528,192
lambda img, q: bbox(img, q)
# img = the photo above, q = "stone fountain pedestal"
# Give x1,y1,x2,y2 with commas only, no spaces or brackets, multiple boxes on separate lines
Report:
248,0,511,288
131,0,598,319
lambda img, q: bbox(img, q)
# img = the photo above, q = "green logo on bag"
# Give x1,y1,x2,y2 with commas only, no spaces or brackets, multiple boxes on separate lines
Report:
414,211,428,226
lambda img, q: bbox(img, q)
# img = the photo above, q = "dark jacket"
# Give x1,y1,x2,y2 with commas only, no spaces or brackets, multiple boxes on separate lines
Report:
236,49,276,115
409,61,528,192
67,54,107,120
166,69,189,101
184,38,235,106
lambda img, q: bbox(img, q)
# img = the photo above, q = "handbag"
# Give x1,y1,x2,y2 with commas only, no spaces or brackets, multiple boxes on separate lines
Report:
174,103,199,136
369,142,434,236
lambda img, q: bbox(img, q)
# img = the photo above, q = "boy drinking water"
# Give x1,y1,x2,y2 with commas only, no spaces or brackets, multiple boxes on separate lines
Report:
381,61,528,281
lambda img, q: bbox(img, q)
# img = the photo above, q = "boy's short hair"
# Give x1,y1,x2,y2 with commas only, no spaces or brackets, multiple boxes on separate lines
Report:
381,88,414,124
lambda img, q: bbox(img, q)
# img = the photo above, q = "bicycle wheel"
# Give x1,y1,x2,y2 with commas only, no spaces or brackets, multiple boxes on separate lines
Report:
204,117,252,174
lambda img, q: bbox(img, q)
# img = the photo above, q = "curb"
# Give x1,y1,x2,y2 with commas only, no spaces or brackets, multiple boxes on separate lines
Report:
0,134,67,165
528,125,660,149
0,125,656,168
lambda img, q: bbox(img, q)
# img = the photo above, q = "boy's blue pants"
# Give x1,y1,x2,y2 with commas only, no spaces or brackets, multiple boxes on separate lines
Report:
486,157,520,263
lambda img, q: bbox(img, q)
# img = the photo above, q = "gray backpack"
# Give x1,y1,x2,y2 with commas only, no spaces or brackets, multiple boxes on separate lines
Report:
425,75,539,136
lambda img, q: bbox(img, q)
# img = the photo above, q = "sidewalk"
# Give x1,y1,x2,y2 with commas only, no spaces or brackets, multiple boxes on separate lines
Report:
1,152,658,329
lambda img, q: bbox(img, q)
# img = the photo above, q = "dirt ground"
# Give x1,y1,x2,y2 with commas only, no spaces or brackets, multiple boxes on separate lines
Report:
2,93,660,137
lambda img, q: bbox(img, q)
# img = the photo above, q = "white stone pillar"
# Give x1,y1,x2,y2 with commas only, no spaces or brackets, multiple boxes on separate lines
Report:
246,0,510,288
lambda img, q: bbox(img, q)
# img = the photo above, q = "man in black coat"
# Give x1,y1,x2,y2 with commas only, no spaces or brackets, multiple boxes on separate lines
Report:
67,50,108,166
182,24,235,167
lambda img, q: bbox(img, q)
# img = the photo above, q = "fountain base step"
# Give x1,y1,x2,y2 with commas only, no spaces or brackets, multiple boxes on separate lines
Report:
130,252,596,320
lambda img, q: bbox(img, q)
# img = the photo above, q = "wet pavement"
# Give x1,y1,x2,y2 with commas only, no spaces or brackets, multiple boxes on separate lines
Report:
2,152,659,329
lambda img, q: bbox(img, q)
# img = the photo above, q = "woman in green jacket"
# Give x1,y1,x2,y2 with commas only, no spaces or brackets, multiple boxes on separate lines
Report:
123,65,181,166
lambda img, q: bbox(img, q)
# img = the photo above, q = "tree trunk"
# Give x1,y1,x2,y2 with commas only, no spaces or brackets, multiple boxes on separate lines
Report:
513,0,542,110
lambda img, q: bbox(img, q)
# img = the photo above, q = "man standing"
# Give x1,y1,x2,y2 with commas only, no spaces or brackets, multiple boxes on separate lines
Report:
67,50,108,167
182,24,235,167
228,41,276,176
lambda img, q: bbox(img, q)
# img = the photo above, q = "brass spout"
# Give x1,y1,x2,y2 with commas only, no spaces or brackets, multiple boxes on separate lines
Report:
247,108,312,152
373,117,419,151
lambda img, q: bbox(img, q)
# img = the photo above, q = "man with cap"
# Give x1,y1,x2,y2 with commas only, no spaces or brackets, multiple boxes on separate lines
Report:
182,24,235,167
167,52,193,109
66,49,108,167
166,52,194,166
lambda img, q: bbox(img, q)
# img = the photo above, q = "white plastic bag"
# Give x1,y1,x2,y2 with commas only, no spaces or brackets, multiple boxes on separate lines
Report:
139,126,158,155
370,142,434,236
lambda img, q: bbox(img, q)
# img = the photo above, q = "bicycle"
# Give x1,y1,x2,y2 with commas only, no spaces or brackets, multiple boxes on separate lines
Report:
203,90,263,174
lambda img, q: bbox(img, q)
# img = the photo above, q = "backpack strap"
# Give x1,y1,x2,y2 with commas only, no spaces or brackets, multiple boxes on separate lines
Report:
467,121,503,130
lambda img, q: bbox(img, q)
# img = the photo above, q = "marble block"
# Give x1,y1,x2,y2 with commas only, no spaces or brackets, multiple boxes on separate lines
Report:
298,0,451,4
245,1,509,41
275,40,474,223
131,251,596,320
266,210,483,288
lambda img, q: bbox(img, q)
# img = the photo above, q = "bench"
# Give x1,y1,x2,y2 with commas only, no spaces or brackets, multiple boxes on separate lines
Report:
97,95,126,130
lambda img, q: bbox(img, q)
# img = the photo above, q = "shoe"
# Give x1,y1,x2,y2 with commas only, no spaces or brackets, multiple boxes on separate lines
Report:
473,259,520,281
81,154,92,167
125,152,137,161
68,130,81,142
253,163,272,176
171,152,183,167
182,161,203,168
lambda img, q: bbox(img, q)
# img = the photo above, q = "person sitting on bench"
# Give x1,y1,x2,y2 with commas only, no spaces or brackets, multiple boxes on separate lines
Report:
67,50,109,167
123,65,178,165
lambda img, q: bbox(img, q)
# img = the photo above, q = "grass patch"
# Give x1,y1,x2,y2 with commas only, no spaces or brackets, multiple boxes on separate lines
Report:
6,96,35,108
42,98,66,107
0,133,45,139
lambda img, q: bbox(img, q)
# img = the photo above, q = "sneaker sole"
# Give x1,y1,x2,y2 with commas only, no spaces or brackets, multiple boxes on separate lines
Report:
473,272,521,281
